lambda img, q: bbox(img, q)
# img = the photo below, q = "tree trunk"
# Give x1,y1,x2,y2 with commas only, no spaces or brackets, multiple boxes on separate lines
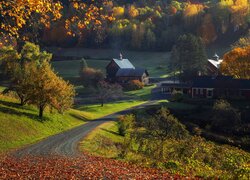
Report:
101,99,104,107
39,105,44,118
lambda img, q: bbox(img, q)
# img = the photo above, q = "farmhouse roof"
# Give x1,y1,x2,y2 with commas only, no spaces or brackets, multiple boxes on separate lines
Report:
208,59,223,69
192,76,250,89
113,58,135,69
116,68,148,77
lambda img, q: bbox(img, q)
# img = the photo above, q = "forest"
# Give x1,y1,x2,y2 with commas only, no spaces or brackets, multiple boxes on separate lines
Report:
0,0,249,50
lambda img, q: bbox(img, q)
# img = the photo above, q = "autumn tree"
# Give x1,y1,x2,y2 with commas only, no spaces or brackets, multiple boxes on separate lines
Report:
171,34,208,81
220,45,250,79
97,81,123,107
0,0,63,44
29,62,75,118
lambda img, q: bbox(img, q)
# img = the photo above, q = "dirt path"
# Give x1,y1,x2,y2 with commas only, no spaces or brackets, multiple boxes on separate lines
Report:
14,101,158,157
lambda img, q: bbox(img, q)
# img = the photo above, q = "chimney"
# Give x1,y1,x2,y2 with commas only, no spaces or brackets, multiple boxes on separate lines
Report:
119,53,123,60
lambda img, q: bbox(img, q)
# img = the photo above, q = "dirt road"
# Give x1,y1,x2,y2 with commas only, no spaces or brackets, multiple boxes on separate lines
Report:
14,101,157,157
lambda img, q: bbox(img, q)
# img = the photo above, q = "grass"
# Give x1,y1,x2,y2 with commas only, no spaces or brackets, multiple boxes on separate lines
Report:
0,93,89,153
76,100,146,120
125,85,156,100
79,121,123,158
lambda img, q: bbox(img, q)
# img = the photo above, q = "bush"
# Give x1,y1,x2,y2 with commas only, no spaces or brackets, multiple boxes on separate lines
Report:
211,99,241,131
124,80,144,91
170,90,184,102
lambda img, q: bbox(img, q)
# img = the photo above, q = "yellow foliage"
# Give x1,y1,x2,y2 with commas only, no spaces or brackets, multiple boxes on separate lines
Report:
113,6,125,17
183,3,204,17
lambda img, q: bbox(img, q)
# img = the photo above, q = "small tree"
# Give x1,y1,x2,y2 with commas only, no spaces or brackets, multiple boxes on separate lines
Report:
97,81,123,107
80,67,104,88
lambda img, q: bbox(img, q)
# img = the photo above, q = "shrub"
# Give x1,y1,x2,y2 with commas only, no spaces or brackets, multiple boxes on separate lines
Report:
117,114,135,136
125,80,144,91
80,67,104,88
211,99,241,131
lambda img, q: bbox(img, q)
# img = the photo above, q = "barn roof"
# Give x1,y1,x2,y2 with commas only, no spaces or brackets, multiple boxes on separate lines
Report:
116,68,147,77
113,58,135,69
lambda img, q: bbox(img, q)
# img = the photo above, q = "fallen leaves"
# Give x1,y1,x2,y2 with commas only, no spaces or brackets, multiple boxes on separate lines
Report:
0,153,189,179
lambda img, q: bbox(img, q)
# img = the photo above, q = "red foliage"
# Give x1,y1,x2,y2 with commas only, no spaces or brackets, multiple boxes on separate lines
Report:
0,153,190,179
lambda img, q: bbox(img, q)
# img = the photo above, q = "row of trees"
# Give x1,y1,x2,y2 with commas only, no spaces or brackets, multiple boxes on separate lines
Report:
0,42,75,117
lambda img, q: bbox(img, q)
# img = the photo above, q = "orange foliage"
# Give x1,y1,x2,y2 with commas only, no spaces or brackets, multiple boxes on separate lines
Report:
65,1,115,38
220,46,250,79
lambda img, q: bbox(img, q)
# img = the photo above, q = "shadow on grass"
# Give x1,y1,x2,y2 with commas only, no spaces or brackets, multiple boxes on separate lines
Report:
0,100,36,112
0,105,44,122
100,128,120,136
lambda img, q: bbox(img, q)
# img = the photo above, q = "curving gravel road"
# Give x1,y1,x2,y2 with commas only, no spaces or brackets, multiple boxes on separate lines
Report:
14,101,158,157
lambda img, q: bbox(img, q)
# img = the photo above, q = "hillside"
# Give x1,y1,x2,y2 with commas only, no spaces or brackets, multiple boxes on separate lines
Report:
0,89,89,153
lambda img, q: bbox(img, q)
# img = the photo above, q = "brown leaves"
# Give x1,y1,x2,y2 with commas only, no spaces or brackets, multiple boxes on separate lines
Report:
0,153,184,179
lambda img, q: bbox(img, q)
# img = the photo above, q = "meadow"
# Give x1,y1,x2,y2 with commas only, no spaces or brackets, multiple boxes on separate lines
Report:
50,47,231,79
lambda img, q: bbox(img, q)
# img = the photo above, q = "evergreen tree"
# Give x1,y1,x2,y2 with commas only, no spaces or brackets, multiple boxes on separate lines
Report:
171,34,207,81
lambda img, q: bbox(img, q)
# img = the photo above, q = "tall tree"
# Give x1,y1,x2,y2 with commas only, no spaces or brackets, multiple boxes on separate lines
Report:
171,34,207,81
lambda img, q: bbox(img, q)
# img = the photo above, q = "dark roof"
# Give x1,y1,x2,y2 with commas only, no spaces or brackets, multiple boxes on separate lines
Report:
161,83,191,88
116,68,148,77
112,58,135,69
192,76,250,89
